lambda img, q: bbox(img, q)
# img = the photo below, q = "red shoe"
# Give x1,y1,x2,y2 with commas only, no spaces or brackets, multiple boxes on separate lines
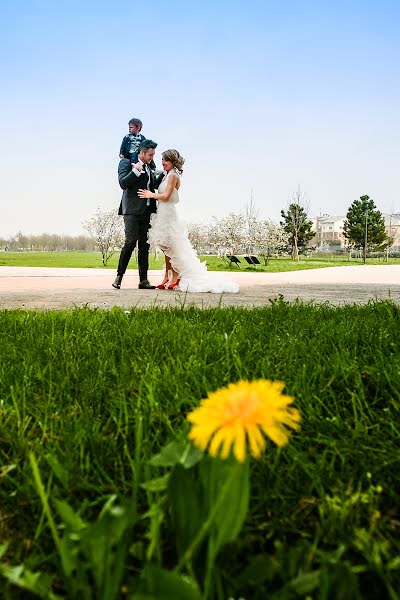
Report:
167,279,180,290
156,282,168,289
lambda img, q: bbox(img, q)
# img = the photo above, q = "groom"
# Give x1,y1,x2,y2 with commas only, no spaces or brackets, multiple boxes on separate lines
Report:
112,139,158,290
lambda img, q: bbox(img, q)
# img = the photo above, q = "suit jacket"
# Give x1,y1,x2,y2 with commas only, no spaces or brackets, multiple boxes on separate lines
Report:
119,134,146,159
119,137,157,171
118,158,158,216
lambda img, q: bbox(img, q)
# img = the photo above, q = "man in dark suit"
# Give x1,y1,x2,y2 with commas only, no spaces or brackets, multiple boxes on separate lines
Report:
112,139,158,290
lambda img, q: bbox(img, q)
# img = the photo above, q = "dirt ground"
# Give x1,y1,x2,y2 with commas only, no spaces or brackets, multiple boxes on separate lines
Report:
0,265,399,309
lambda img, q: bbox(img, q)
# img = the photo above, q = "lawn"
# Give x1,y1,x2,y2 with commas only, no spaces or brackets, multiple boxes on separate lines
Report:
0,302,399,598
0,250,398,272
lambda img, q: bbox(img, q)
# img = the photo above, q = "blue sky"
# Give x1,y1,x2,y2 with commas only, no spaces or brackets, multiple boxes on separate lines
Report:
1,0,399,236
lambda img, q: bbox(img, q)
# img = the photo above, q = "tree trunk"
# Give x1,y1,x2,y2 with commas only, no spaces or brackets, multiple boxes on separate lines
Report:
292,235,299,261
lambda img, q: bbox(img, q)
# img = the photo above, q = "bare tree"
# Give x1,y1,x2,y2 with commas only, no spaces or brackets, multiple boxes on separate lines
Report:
11,230,30,250
243,188,259,253
82,207,124,266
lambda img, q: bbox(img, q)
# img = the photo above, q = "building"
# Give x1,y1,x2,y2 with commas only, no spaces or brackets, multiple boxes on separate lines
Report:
383,213,400,252
311,212,400,252
311,215,346,248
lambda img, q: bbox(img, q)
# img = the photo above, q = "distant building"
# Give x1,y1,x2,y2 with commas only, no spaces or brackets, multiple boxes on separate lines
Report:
311,212,400,252
383,213,400,252
311,215,346,248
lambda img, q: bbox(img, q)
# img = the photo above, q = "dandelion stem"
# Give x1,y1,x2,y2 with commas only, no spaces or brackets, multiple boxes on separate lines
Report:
175,465,239,573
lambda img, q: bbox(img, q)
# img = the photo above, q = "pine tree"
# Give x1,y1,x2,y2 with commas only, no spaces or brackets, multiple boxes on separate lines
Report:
343,195,390,263
280,203,314,260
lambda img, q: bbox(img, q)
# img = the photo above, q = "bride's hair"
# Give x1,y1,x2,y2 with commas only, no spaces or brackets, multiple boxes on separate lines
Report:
162,149,185,174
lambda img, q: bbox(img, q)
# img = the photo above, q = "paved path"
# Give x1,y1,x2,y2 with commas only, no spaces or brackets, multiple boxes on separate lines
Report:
0,265,399,309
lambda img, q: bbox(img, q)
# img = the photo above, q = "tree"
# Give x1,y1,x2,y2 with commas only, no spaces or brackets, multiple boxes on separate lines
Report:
328,239,342,249
187,222,209,253
280,189,314,260
82,207,124,266
11,230,30,251
343,195,391,264
210,213,247,255
243,190,259,254
253,220,289,265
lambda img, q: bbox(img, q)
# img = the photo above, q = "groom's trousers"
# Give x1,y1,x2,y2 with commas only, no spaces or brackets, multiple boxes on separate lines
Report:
117,214,151,280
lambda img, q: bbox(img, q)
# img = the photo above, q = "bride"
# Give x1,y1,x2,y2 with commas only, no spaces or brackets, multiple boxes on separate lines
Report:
138,150,239,293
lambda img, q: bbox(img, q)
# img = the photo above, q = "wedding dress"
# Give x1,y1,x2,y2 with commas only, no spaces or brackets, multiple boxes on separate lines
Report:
148,170,239,293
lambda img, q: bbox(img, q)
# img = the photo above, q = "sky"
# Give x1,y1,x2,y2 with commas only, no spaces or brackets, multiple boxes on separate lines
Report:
1,0,400,237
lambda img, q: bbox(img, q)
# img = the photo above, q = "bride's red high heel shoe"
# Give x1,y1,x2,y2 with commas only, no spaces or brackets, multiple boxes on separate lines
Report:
156,282,168,289
167,279,180,290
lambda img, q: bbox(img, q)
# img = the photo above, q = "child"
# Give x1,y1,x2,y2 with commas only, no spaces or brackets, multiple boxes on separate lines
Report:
119,117,156,169
119,118,146,162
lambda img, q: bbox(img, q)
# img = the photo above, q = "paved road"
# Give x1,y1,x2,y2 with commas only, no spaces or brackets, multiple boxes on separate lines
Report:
0,265,399,309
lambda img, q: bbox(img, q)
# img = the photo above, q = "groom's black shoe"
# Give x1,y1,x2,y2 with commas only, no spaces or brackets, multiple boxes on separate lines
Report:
138,279,156,290
112,275,123,289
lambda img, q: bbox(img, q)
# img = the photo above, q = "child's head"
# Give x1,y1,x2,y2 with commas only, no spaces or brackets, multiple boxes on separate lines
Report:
128,118,143,135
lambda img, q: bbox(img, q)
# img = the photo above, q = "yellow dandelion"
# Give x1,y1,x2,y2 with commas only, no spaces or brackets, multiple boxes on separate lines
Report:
187,380,301,462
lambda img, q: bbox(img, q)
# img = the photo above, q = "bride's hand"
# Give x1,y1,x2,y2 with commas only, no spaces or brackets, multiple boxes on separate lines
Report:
138,189,152,198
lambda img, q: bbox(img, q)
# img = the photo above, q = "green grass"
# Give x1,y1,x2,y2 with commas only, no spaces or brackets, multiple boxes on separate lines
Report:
0,302,399,598
0,250,398,271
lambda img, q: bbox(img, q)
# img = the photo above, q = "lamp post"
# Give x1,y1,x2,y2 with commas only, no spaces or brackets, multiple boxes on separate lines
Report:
363,208,368,264
386,213,394,262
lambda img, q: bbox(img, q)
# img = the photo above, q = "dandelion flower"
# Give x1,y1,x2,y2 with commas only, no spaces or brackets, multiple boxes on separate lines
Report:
187,380,301,462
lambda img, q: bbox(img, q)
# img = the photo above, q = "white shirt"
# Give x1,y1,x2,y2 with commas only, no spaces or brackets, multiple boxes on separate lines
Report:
132,160,151,188
132,160,151,204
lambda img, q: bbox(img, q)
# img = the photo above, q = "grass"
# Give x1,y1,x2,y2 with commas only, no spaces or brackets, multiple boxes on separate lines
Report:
0,250,398,271
0,302,399,598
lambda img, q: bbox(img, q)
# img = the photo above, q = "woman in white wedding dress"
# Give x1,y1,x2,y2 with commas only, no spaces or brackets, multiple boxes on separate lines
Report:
138,150,239,293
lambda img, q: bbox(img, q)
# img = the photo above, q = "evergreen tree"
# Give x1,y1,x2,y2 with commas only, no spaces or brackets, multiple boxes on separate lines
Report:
343,195,390,263
280,203,314,260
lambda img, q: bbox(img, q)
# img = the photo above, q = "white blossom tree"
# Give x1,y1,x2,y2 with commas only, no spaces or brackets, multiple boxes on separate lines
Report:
253,220,289,264
82,207,124,266
187,222,210,253
211,213,247,255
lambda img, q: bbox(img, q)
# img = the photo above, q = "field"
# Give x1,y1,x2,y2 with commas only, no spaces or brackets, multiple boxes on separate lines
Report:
0,302,399,599
0,250,398,272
